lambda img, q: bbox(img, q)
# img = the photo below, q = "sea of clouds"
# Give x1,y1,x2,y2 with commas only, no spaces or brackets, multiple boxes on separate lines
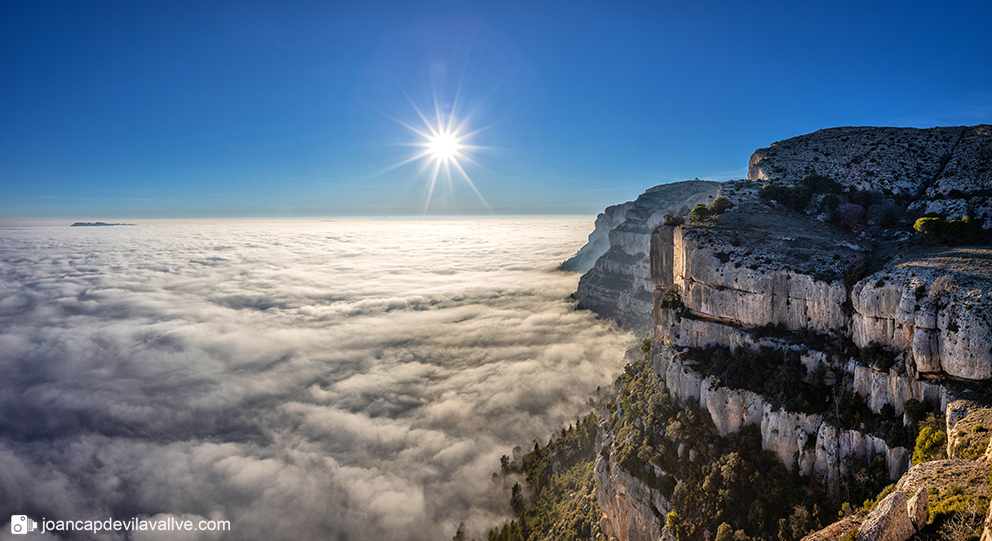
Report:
0,218,632,540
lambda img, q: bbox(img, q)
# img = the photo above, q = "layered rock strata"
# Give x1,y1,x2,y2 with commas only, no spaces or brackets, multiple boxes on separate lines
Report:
653,346,910,485
851,261,992,380
561,201,635,273
573,180,719,329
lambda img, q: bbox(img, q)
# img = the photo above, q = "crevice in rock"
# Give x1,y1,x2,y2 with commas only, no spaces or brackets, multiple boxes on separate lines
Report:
919,126,970,199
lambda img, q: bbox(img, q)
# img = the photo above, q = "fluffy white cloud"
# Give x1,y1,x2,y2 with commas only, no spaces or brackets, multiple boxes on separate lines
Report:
0,219,631,540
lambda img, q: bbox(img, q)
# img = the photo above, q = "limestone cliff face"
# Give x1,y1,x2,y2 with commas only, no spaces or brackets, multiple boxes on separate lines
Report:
588,126,991,539
652,346,910,486
668,221,851,332
650,153,992,383
850,264,992,380
573,180,720,329
560,201,635,273
594,439,669,541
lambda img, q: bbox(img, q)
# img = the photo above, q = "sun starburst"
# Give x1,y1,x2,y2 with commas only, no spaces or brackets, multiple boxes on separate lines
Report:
378,87,493,215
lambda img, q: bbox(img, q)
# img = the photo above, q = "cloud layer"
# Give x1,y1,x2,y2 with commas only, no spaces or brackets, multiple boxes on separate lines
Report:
0,219,631,540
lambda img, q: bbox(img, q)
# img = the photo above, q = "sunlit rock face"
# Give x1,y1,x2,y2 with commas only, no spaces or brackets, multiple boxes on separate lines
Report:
593,442,668,541
673,226,850,332
855,490,916,541
652,347,909,487
644,126,992,382
560,201,635,273
851,265,992,380
573,180,719,330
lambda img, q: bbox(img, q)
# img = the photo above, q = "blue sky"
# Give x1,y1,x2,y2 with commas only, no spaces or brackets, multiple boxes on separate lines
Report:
2,0,991,220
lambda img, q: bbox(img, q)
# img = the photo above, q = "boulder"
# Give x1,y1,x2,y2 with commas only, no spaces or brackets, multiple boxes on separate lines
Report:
906,487,928,531
856,491,915,541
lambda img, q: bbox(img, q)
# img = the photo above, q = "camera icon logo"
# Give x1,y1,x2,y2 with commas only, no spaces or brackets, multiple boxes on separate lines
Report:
10,515,38,535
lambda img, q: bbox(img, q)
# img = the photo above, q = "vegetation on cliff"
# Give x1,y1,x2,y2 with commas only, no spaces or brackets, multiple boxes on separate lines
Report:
483,343,935,541
604,349,896,541
486,413,604,541
681,343,935,448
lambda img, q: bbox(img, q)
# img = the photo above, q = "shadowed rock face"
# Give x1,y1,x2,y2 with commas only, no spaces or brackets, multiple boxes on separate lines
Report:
572,180,720,330
749,125,992,228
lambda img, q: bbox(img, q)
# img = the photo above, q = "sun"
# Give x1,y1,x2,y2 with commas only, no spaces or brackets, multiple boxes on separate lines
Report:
377,87,494,214
428,131,460,161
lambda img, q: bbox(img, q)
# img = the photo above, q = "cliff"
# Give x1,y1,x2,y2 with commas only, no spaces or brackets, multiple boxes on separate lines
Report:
583,125,992,541
570,180,720,330
561,201,636,273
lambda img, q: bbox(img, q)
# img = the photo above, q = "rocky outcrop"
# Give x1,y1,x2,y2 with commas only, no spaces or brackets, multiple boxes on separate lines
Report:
648,171,992,384
561,201,635,273
805,488,927,541
594,439,669,541
849,363,949,416
855,490,916,541
850,264,992,380
748,125,992,228
907,487,928,531
668,223,852,332
574,180,720,329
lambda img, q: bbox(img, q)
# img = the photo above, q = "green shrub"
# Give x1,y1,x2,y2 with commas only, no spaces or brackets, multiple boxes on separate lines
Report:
659,284,684,311
803,173,842,194
820,194,841,212
759,183,813,212
715,522,733,541
914,215,978,242
867,200,905,227
833,202,865,231
844,262,869,290
664,212,685,226
759,174,841,214
690,204,712,222
914,217,944,234
912,426,948,464
711,195,733,214
903,399,933,428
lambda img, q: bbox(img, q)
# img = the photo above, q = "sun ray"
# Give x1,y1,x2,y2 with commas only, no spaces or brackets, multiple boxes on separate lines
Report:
447,76,466,134
449,156,493,213
380,112,434,141
452,102,484,135
431,81,445,137
423,159,442,215
371,148,434,177
457,117,507,141
450,151,495,173
397,84,440,138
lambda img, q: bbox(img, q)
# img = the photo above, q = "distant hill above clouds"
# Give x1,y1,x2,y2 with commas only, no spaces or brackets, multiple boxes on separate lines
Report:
70,222,136,226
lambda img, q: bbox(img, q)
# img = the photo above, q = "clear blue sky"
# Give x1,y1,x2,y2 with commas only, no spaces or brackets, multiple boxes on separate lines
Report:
2,0,990,220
